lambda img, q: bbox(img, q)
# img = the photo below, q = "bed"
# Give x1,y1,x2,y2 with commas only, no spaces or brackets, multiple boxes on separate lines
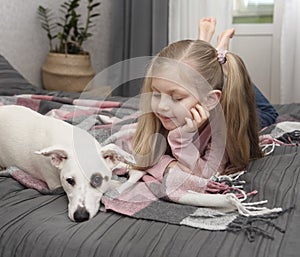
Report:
0,54,300,257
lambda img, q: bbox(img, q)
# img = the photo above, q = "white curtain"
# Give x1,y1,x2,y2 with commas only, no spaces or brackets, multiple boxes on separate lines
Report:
169,0,233,45
280,0,300,104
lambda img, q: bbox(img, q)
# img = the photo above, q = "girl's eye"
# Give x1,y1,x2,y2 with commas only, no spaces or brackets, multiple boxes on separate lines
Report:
172,96,184,102
173,98,181,101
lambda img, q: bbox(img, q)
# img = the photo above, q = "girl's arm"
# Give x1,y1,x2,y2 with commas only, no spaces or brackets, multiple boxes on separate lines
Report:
166,104,211,177
166,104,228,178
167,128,202,175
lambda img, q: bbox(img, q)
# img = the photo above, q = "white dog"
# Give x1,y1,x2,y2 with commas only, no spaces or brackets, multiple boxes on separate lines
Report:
0,105,113,222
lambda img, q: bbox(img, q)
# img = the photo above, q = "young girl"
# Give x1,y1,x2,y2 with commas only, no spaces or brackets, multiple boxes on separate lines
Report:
132,39,263,179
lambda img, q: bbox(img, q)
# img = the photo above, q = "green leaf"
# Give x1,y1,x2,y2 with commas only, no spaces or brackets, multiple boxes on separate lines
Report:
90,13,100,18
89,3,101,9
38,0,101,54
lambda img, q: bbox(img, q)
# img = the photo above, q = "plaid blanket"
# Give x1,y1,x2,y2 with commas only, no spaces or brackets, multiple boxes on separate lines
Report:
0,95,291,241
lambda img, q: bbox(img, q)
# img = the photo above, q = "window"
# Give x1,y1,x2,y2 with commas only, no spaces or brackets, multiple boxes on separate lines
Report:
233,0,274,24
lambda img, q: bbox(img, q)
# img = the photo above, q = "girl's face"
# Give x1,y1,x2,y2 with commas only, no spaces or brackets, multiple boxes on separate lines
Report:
151,78,199,131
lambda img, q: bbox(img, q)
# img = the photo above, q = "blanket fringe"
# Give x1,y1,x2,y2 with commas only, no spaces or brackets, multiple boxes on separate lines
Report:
225,194,283,217
227,206,294,242
207,171,257,201
207,171,283,217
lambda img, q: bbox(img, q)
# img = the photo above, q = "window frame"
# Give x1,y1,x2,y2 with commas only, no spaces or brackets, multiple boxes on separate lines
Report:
233,0,275,24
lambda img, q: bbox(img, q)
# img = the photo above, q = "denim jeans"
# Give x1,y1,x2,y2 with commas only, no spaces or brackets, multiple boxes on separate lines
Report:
254,84,278,128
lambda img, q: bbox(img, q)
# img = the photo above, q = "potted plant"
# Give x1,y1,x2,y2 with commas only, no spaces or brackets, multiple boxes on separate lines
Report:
38,0,101,92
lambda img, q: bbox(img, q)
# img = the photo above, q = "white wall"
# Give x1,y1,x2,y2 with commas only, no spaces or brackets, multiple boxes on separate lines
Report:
0,0,113,88
230,24,276,102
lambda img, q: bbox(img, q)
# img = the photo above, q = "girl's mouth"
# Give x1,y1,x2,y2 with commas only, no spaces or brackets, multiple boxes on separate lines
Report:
157,113,173,121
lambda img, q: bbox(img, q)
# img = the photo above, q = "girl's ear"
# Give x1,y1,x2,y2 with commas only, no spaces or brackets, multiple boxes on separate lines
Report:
204,90,222,110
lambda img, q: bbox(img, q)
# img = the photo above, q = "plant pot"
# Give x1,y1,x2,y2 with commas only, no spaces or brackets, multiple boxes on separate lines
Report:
42,52,95,92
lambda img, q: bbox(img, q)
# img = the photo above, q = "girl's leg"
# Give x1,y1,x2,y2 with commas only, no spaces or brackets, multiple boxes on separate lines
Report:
254,85,278,128
215,28,235,76
198,17,216,42
216,28,235,51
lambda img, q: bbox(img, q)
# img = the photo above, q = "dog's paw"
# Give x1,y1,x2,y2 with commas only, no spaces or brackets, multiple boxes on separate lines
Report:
101,143,136,167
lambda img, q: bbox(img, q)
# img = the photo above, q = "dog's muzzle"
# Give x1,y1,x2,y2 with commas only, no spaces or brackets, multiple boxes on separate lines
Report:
73,206,90,222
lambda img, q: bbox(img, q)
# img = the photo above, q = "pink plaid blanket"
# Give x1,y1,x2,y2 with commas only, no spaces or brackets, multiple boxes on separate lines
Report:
0,95,291,241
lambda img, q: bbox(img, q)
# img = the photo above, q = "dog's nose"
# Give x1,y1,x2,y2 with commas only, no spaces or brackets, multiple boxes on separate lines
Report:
73,207,90,222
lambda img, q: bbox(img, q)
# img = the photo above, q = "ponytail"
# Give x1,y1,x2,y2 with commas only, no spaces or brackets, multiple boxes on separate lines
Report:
221,52,263,172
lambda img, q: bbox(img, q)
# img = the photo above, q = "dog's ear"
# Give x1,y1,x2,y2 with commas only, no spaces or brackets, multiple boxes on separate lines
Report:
35,146,68,169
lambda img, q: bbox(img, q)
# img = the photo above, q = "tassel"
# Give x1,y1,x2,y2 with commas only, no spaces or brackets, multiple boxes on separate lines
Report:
206,171,258,201
225,194,282,217
227,206,294,242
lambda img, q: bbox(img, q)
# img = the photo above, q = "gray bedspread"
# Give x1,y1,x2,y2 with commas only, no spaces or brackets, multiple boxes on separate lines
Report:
0,144,299,257
0,54,300,257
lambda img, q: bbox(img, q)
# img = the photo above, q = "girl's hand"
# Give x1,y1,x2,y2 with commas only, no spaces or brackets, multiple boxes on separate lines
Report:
182,104,210,133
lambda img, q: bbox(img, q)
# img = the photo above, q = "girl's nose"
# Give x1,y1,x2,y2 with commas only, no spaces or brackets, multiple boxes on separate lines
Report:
158,94,171,111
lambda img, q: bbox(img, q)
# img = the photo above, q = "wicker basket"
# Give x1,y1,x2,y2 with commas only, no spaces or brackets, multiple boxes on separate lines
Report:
42,53,95,92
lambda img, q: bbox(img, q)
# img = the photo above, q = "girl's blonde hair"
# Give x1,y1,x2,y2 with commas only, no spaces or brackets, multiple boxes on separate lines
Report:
133,39,262,174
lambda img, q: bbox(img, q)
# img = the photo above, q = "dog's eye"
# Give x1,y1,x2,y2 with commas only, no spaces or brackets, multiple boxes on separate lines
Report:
90,173,103,188
66,178,76,186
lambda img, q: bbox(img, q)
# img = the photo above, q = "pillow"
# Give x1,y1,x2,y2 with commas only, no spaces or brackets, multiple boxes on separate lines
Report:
0,55,45,96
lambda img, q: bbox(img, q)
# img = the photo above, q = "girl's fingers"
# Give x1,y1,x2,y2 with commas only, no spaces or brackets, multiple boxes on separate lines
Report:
190,107,201,122
191,104,209,123
197,104,210,119
182,104,210,133
185,117,195,129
